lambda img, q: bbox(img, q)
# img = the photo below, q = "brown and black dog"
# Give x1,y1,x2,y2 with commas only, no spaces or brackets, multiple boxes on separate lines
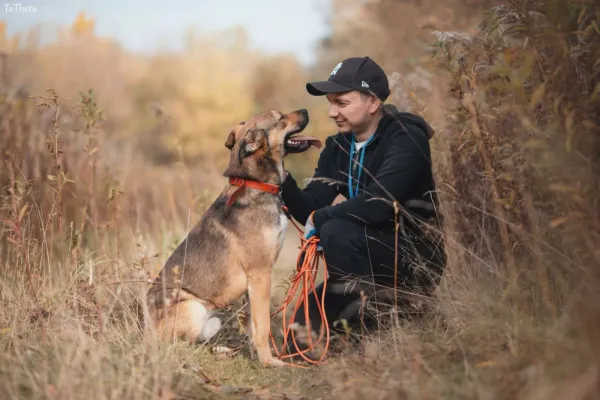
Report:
145,109,321,367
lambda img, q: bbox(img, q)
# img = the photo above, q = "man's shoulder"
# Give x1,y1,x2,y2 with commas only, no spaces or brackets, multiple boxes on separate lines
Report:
381,115,431,150
381,109,434,143
321,132,351,152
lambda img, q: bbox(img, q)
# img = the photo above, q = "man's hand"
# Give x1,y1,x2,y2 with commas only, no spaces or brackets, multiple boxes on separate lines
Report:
304,211,316,239
331,194,347,206
303,211,322,251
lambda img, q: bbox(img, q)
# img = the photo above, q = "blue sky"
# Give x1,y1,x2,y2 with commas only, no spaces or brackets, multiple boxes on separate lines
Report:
2,0,332,66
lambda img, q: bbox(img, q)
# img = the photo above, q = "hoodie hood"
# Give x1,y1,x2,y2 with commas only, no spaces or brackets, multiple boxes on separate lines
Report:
381,104,435,140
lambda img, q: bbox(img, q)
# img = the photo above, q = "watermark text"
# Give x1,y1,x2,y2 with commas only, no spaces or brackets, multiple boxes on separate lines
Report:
5,3,37,13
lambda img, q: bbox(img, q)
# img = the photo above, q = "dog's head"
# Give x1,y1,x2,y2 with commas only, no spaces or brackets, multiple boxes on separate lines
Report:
223,109,321,184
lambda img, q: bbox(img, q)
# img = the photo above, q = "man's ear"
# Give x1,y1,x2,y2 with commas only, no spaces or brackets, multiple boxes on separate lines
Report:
224,130,236,150
368,95,382,114
239,129,266,162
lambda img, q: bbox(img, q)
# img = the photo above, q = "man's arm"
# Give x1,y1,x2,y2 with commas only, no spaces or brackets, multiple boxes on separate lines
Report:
311,126,430,233
280,136,339,224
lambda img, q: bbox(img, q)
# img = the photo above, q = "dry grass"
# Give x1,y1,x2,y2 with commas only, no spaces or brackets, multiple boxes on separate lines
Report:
0,90,315,398
311,1,600,398
2,0,600,399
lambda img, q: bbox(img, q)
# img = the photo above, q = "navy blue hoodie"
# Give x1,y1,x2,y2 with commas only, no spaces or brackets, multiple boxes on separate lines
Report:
280,104,439,235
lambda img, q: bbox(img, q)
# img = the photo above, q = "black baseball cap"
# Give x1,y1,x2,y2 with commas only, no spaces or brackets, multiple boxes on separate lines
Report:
306,56,390,101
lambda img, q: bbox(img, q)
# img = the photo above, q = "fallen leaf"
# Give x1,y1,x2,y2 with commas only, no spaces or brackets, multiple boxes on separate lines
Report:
475,360,497,368
550,217,569,228
530,83,546,108
211,346,234,355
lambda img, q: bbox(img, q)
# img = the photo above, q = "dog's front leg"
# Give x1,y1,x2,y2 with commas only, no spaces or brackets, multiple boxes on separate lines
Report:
248,274,284,367
242,293,256,361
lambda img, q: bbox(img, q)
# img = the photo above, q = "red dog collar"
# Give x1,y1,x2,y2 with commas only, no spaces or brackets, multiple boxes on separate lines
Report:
226,177,280,207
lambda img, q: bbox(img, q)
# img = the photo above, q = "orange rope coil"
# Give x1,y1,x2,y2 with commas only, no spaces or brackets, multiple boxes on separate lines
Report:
269,208,330,366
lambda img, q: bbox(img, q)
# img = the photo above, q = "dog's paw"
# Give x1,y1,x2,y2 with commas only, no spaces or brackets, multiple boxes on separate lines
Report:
261,357,285,368
199,317,221,341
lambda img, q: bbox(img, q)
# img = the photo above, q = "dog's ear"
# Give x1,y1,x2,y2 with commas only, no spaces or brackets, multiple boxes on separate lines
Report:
224,130,236,150
225,122,244,150
239,129,266,162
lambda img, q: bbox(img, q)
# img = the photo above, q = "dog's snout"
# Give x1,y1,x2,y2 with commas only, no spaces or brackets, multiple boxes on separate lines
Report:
294,109,309,126
299,109,308,122
288,109,308,118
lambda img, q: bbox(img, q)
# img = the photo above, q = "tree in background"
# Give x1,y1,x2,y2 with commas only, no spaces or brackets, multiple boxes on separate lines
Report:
314,0,498,76
129,27,259,168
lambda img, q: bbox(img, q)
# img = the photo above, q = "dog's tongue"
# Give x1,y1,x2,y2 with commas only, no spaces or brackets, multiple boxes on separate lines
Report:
291,136,322,149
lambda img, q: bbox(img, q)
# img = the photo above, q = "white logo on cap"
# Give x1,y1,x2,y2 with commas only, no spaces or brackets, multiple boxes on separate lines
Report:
361,81,370,88
331,63,342,76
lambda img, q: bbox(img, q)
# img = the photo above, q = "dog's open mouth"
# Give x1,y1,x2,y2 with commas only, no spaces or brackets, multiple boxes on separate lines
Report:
285,132,322,153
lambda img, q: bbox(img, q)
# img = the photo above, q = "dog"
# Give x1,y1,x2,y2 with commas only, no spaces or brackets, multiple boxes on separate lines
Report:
145,108,321,367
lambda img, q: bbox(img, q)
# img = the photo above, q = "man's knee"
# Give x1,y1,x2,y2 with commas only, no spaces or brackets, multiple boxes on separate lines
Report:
318,219,367,276
319,219,361,254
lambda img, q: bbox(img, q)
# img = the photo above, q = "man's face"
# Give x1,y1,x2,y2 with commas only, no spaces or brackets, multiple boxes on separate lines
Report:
325,91,379,134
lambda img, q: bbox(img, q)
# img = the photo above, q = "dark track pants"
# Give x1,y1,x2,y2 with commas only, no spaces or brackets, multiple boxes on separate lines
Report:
293,217,446,334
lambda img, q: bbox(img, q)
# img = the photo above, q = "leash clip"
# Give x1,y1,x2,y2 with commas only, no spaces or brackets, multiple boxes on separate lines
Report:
279,192,293,220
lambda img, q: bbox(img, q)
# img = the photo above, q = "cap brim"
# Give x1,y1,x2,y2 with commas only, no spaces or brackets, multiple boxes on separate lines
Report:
306,80,354,96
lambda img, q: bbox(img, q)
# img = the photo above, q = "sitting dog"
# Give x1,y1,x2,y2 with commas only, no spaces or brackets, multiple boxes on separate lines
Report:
145,109,321,367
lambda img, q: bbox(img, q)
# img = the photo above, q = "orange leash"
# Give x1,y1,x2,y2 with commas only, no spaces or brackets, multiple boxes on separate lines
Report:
269,207,330,366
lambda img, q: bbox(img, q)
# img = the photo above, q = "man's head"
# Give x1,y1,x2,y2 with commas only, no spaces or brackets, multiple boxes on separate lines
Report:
306,57,390,134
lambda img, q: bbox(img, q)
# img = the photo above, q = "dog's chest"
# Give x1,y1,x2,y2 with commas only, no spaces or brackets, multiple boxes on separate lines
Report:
262,212,288,256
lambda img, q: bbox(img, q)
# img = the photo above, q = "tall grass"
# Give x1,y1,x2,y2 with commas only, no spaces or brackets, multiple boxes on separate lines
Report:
0,87,230,398
0,69,313,400
430,0,599,326
316,1,600,398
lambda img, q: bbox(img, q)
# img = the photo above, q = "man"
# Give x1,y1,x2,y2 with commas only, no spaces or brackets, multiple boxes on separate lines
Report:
280,56,446,340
